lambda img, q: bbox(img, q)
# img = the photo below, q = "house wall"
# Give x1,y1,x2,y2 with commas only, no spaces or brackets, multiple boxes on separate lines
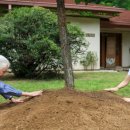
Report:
122,32,130,67
67,16,100,70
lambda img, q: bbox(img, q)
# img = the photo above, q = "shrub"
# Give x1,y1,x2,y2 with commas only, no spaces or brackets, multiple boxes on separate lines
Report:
0,7,88,78
80,51,98,70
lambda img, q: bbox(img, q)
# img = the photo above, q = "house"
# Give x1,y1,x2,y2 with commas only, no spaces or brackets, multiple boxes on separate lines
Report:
0,0,130,70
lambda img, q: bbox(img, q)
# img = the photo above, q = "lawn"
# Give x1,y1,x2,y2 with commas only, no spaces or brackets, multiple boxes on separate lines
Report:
0,71,130,102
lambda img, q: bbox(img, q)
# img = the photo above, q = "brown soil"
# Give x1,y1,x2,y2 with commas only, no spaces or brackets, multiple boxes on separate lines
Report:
0,88,130,130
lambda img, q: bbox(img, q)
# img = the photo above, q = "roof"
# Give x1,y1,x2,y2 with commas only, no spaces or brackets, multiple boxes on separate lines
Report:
110,11,130,26
0,0,125,13
101,10,130,28
0,0,130,27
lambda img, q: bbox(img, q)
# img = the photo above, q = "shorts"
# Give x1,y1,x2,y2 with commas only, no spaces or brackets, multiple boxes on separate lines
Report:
128,69,130,76
0,81,22,99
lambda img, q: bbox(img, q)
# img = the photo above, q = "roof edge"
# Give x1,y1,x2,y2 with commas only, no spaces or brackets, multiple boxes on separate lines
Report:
0,0,125,13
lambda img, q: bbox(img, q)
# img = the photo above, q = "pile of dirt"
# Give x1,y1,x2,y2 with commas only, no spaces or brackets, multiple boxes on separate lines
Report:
0,88,130,130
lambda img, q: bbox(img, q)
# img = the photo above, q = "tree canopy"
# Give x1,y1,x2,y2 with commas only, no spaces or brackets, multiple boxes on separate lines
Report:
75,0,130,10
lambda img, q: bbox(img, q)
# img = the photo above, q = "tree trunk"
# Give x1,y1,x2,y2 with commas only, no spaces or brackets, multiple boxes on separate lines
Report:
56,0,74,88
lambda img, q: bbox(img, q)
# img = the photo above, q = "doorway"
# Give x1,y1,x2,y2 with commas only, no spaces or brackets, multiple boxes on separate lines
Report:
100,33,122,69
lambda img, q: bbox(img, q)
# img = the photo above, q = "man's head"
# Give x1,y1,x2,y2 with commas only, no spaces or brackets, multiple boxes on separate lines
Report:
0,55,10,77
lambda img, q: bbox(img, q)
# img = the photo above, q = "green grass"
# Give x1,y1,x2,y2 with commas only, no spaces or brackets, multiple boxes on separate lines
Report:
0,71,130,102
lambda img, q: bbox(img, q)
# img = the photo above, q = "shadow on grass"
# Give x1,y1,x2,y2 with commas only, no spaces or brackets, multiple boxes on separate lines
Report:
1,72,64,81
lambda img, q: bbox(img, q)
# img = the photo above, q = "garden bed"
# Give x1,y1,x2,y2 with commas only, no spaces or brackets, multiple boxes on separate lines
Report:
0,88,130,130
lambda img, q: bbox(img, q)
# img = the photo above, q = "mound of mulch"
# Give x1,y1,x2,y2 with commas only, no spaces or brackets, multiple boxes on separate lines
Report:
0,88,130,130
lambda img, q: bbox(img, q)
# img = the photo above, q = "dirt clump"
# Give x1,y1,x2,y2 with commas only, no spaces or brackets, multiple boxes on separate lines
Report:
0,88,130,130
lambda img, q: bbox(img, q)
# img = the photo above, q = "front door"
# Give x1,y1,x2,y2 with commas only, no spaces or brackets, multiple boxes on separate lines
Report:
106,36,116,68
100,33,122,69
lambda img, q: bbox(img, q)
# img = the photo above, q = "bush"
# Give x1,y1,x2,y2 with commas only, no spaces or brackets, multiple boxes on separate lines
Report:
80,51,98,70
0,7,88,78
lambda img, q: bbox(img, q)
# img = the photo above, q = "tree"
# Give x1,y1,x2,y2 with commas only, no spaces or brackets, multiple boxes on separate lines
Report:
56,0,94,88
76,0,130,9
75,0,130,10
99,0,130,9
56,0,74,88
56,0,95,89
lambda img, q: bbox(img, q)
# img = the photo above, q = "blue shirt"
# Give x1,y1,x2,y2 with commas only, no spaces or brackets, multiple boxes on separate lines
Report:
0,81,22,99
